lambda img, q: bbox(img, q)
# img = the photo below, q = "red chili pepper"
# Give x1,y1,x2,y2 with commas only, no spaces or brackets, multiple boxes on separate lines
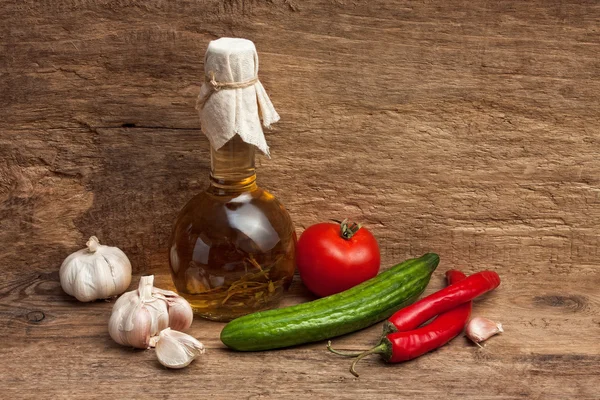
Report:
383,270,472,362
328,270,475,377
383,270,500,334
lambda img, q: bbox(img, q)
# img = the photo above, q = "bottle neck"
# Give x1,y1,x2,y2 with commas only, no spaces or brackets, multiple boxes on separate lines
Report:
209,135,257,193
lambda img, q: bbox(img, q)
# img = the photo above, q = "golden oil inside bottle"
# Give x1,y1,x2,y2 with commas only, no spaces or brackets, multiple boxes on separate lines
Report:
169,135,296,321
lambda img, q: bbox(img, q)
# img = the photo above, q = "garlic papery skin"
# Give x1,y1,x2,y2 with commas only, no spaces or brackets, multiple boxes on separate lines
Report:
466,317,504,345
60,236,132,302
108,275,194,349
155,328,205,369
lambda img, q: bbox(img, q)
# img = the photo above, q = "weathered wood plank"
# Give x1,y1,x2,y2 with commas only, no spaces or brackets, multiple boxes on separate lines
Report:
1,272,598,399
1,0,599,398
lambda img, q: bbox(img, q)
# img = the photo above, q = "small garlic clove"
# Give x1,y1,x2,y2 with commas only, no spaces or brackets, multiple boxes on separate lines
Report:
125,306,153,349
72,265,98,302
167,299,193,331
108,291,138,346
155,328,205,369
153,288,194,331
466,317,503,345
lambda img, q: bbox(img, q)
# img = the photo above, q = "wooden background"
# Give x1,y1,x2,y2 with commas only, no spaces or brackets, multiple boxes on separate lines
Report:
1,0,599,398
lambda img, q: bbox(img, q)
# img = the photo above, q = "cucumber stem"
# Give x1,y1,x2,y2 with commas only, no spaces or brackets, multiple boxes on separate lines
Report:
326,341,365,357
350,343,388,377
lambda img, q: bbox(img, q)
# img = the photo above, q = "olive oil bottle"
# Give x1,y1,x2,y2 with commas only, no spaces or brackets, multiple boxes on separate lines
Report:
168,38,296,321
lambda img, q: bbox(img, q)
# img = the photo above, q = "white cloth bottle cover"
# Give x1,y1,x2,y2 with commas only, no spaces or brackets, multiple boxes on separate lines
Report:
196,37,280,157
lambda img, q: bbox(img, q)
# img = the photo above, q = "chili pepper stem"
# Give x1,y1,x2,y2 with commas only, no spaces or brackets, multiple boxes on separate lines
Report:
326,341,365,357
350,343,388,377
382,320,398,335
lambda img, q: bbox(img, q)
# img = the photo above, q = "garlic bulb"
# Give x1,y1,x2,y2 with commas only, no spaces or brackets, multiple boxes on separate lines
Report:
155,328,205,369
108,275,193,349
60,236,132,302
466,317,503,346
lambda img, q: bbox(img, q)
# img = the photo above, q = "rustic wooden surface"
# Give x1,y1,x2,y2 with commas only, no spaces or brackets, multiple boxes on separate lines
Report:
1,0,599,398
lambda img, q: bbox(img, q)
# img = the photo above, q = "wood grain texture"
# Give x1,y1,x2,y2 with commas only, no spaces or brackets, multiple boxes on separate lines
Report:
1,0,599,398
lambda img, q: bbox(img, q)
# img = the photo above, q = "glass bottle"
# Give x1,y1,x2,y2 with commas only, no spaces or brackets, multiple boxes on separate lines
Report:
168,134,296,321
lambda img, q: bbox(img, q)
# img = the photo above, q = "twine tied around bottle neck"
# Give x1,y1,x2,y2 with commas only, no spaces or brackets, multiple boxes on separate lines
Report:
196,71,259,110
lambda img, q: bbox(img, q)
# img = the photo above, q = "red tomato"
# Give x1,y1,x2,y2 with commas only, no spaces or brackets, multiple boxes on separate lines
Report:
296,220,380,297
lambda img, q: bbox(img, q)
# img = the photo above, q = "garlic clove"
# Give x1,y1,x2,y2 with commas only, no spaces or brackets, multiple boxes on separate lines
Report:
154,288,194,331
97,246,132,298
125,306,153,349
108,291,137,346
167,297,194,331
466,317,503,345
155,328,205,369
72,265,98,302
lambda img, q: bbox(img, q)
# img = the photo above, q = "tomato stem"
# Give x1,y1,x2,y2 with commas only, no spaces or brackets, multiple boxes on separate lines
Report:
340,218,361,240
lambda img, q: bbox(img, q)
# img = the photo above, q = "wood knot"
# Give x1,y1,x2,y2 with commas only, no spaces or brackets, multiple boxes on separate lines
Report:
26,311,45,323
533,295,587,312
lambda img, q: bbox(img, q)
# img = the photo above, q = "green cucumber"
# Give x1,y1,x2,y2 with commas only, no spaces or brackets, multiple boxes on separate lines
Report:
220,253,439,351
